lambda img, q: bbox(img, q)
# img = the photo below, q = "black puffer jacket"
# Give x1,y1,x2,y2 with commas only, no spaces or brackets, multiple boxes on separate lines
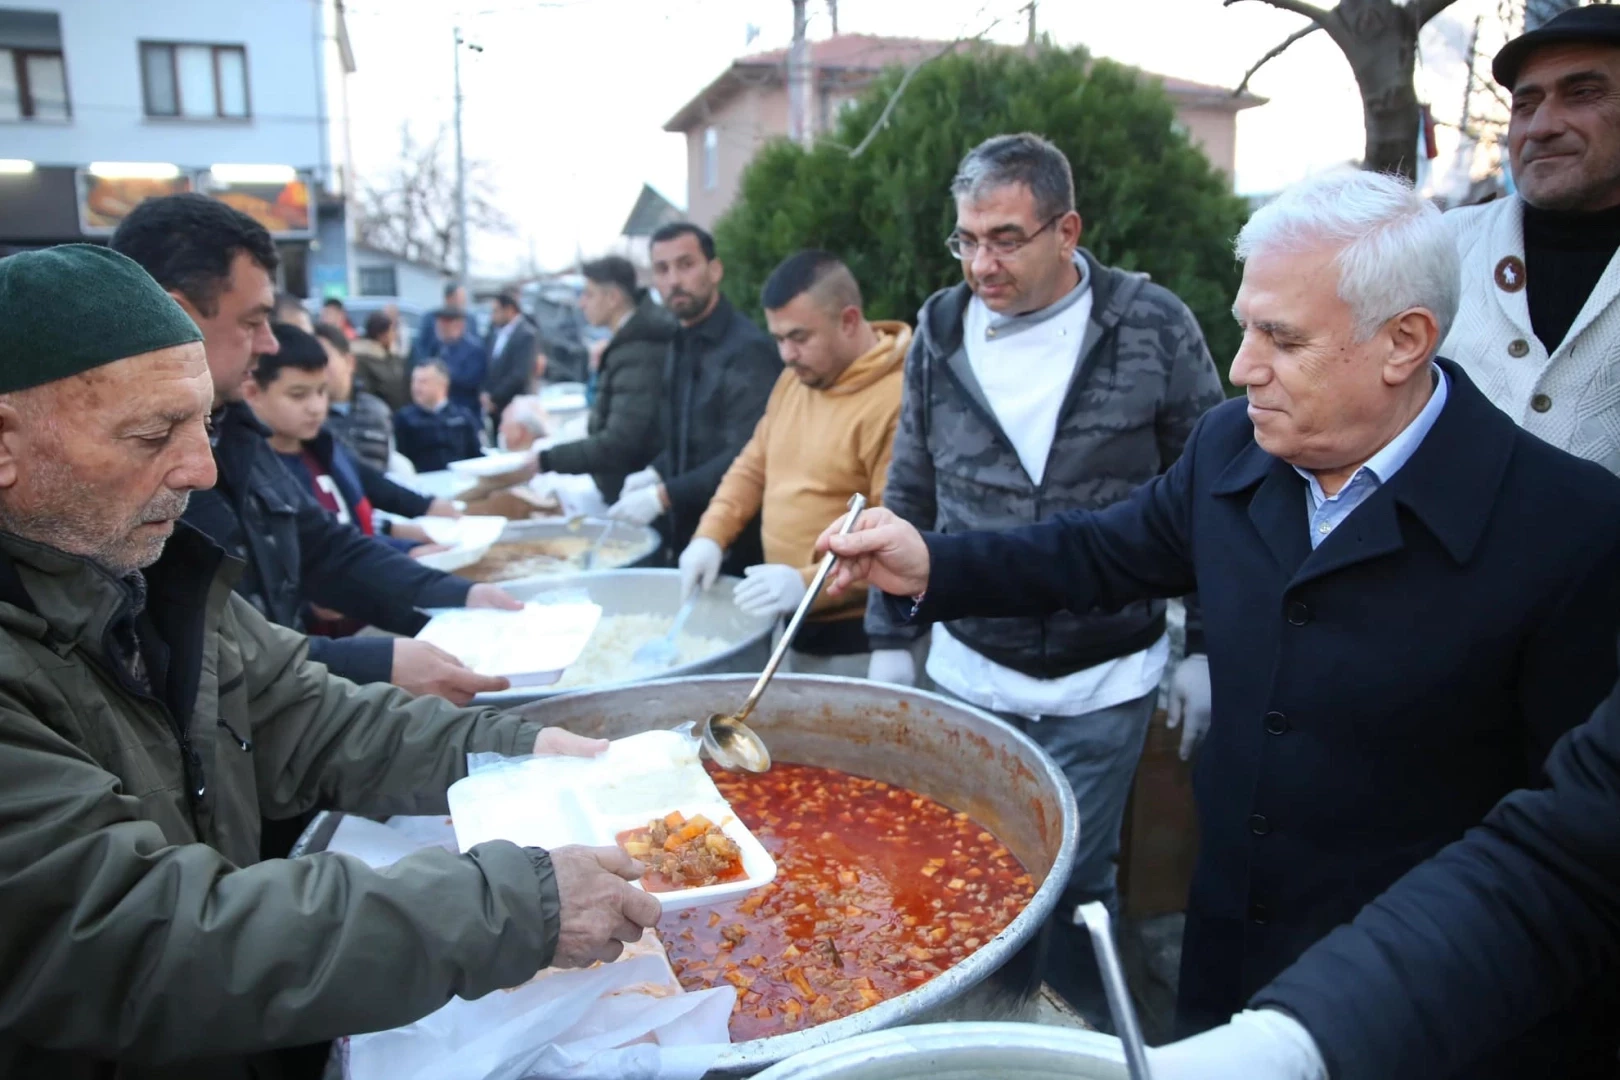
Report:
542,295,675,502
650,295,781,564
327,389,394,474
183,403,470,685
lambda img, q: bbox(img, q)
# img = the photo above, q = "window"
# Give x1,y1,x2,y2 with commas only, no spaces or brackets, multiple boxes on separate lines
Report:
358,265,398,297
702,126,719,191
0,8,69,121
140,42,249,119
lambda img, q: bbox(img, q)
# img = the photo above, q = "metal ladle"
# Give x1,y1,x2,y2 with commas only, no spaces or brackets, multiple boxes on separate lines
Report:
701,493,868,773
1075,901,1154,1080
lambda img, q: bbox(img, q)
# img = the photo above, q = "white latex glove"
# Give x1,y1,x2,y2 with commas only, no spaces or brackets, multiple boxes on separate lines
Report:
866,648,917,686
679,537,723,601
733,563,808,618
1166,652,1213,762
621,466,660,494
605,485,664,526
1148,1009,1328,1080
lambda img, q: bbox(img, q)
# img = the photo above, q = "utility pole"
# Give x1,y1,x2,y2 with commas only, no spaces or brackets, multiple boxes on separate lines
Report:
1024,0,1037,45
789,0,811,146
828,0,838,36
452,26,468,284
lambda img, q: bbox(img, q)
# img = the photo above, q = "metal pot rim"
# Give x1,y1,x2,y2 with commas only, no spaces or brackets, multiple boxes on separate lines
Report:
474,569,775,704
750,1021,1125,1078
535,673,1081,1073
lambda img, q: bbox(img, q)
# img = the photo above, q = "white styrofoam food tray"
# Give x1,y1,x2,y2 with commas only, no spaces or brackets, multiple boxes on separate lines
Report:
447,730,777,911
448,448,538,477
596,802,776,911
411,514,507,573
415,602,601,687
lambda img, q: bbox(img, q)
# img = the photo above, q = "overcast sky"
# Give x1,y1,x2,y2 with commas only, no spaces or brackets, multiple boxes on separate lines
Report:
339,0,1509,276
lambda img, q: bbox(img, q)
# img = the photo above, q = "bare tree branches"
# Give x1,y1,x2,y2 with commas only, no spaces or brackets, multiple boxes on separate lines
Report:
1234,21,1323,96
1412,0,1468,25
1222,0,1334,23
355,122,513,270
846,39,962,158
843,8,1011,159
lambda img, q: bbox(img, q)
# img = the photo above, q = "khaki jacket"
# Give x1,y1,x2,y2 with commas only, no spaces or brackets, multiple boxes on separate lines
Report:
694,321,910,621
0,527,557,1079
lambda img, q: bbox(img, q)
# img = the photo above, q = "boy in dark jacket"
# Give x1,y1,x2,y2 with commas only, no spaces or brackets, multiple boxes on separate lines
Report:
395,360,485,473
315,322,395,474
247,325,457,550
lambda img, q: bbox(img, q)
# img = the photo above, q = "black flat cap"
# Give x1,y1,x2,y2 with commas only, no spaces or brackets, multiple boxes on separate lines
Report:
1494,5,1620,88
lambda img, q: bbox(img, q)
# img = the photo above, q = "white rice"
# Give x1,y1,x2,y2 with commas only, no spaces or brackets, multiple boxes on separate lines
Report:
555,613,731,688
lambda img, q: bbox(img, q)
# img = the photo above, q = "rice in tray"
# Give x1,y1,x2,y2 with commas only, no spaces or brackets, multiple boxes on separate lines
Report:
555,613,731,688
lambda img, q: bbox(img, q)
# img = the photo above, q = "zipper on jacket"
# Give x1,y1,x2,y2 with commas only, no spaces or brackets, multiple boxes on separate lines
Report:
180,735,206,803
218,718,253,752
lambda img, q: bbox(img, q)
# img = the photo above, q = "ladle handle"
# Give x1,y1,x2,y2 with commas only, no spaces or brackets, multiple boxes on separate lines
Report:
736,493,867,721
1076,902,1154,1080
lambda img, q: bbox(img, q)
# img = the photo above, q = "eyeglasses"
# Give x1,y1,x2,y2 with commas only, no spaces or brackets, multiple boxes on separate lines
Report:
946,214,1063,261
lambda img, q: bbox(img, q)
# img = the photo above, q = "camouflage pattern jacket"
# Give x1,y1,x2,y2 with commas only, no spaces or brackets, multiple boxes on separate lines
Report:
867,248,1224,678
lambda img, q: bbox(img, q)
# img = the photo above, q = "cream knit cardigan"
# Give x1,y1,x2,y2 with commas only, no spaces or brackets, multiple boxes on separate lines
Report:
1441,193,1620,475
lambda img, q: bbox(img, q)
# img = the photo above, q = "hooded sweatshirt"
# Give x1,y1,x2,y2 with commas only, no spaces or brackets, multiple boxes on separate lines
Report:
695,320,911,632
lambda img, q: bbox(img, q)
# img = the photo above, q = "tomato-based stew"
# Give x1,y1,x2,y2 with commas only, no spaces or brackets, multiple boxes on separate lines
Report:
657,763,1037,1041
617,811,746,892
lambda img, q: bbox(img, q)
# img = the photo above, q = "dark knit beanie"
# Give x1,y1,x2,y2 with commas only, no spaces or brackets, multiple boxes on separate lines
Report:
0,244,204,395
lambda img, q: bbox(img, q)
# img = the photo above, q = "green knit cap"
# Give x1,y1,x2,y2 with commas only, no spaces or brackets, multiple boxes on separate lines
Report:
0,244,204,395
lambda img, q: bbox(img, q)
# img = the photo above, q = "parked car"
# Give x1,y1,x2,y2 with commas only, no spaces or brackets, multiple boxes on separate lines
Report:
521,279,598,385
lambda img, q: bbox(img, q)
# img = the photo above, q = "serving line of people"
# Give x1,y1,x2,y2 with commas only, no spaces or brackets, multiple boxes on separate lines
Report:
819,164,1620,1077
0,245,663,1080
4,7,1620,1075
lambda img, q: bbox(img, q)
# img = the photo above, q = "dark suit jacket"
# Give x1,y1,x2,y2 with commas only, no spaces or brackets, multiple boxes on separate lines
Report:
484,315,540,419
895,359,1620,1076
1255,651,1620,1080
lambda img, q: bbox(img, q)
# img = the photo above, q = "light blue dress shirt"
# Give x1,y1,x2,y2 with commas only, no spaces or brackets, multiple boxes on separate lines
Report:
1293,367,1449,549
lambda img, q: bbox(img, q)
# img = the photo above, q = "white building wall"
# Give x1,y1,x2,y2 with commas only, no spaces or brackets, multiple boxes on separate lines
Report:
2,0,325,172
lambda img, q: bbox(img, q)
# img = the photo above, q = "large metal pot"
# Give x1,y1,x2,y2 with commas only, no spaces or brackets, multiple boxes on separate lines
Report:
475,570,775,707
517,675,1080,1077
459,517,662,584
752,1022,1126,1079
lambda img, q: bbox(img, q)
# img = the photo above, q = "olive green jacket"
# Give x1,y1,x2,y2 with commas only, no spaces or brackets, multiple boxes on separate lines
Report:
0,526,558,1079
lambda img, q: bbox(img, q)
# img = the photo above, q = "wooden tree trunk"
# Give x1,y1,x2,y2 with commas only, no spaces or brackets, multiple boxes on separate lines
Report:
1333,0,1425,181
1240,0,1461,183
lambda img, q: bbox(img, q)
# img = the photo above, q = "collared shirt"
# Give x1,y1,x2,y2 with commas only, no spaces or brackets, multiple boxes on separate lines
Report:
492,317,517,360
928,253,1168,719
1294,366,1449,549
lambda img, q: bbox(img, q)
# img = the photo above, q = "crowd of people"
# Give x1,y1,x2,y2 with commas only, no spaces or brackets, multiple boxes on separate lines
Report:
2,7,1620,1080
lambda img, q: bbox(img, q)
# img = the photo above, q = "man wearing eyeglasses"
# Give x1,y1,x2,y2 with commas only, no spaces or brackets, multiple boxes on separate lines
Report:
864,132,1225,1023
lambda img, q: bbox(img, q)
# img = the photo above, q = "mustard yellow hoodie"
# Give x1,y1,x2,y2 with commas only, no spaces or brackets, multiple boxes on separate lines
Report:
694,320,911,621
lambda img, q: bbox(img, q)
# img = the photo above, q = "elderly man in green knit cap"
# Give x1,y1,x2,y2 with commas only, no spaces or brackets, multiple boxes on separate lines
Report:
0,245,661,1079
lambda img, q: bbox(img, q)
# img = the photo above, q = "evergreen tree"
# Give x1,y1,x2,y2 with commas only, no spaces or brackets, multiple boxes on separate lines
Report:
715,45,1250,387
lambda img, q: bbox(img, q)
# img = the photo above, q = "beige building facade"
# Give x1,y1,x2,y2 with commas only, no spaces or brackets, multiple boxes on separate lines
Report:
666,35,1264,229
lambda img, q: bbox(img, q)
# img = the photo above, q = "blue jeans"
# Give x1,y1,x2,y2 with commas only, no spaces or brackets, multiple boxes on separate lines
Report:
1003,689,1158,918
